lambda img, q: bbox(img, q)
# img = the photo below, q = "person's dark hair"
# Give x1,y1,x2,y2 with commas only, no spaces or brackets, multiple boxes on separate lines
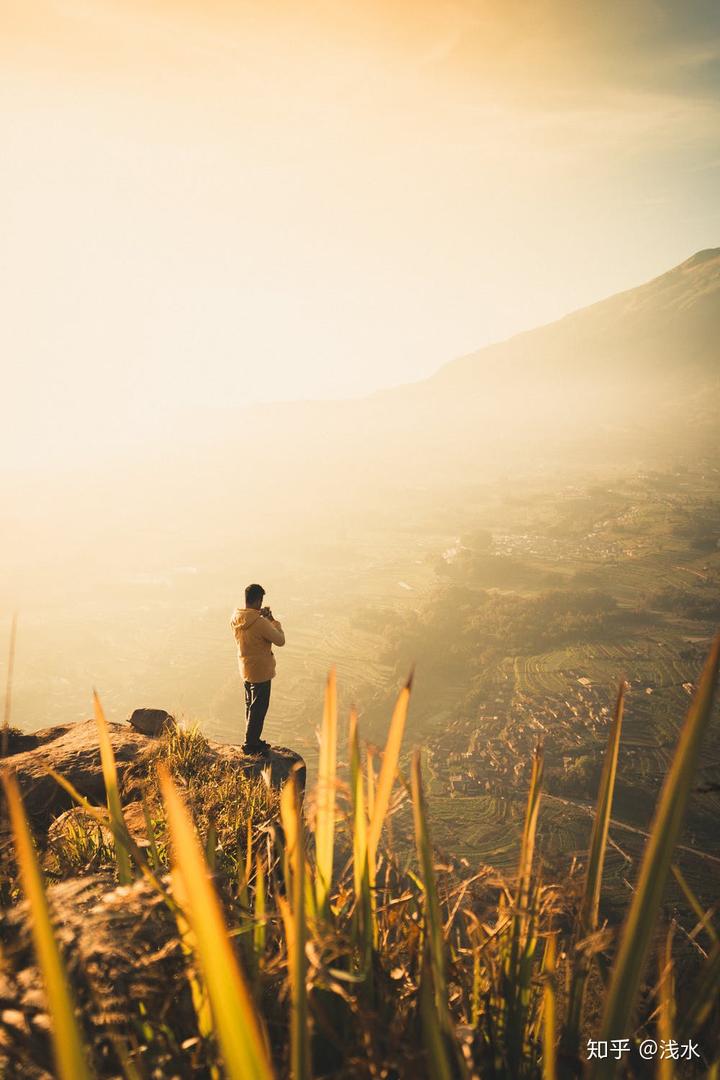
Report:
245,583,265,607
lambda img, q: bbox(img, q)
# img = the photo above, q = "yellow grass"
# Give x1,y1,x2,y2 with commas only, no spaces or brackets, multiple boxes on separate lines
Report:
279,770,311,1080
158,764,274,1080
348,708,367,903
46,765,170,903
542,934,557,1080
93,690,132,885
254,853,266,959
315,668,337,914
1,770,91,1080
366,675,412,866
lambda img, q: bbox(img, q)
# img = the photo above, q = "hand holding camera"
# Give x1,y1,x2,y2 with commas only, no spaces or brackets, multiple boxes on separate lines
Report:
261,606,274,620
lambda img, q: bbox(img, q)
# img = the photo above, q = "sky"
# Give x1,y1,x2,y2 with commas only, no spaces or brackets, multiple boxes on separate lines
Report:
2,0,720,466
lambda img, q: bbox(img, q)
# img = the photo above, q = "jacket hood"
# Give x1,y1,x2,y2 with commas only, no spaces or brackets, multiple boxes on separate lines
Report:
230,607,263,629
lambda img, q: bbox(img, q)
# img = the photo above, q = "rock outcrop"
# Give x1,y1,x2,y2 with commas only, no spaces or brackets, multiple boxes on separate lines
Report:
0,718,306,1076
0,872,189,1077
126,707,176,736
1,718,305,825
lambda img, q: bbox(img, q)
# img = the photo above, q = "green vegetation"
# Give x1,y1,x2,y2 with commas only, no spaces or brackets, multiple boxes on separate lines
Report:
0,640,718,1077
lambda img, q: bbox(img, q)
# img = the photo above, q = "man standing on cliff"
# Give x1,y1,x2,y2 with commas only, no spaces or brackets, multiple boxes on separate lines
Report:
230,583,285,755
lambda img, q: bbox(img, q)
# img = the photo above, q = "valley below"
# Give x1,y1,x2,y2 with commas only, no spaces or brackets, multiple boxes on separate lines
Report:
9,455,719,933
5,248,720,947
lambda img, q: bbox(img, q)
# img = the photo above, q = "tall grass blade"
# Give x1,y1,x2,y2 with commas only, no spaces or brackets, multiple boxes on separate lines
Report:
366,673,412,871
206,817,218,872
502,742,544,1075
141,790,161,872
349,708,367,905
237,818,252,918
236,817,256,975
315,668,337,914
172,867,214,1043
363,675,411,948
158,764,274,1080
516,742,543,931
365,746,376,917
366,747,376,822
254,853,266,959
93,690,132,885
1,770,91,1080
418,948,454,1080
411,750,448,1007
658,927,675,1080
279,771,311,1080
580,682,625,932
411,749,467,1079
2,611,18,758
245,815,254,889
592,634,720,1077
349,707,374,1003
565,683,625,1050
542,934,557,1080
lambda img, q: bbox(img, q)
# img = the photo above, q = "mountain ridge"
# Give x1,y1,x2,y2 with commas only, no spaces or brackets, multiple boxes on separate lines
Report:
205,246,720,499
425,247,720,394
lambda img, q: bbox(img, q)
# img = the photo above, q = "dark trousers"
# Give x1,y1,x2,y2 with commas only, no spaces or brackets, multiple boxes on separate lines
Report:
244,679,271,745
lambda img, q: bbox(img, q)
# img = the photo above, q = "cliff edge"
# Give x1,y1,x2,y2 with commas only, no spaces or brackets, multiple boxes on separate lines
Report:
1,717,305,824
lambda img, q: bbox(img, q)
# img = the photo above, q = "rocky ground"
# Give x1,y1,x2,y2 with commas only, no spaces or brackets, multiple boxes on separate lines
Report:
2,717,305,824
0,717,305,1078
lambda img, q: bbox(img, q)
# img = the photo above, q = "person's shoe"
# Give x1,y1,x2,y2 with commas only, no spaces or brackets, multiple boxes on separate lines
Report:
257,739,272,751
242,743,268,756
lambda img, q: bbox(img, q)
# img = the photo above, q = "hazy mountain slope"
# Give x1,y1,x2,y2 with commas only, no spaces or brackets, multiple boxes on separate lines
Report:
338,249,719,472
16,248,715,582
185,248,720,509
430,248,720,393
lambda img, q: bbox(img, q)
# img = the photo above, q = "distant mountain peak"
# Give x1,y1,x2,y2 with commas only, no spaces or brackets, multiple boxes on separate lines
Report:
679,247,720,269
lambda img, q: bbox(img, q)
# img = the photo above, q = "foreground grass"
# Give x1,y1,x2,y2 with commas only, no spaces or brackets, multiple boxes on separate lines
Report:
0,640,718,1078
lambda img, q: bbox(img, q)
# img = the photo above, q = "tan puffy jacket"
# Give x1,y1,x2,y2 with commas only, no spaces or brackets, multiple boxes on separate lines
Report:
230,607,285,683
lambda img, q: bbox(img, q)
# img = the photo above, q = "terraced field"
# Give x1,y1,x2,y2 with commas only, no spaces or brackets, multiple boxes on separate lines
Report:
510,638,691,696
383,468,720,919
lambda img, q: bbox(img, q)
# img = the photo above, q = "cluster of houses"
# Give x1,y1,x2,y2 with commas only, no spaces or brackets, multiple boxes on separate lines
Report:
449,771,487,796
